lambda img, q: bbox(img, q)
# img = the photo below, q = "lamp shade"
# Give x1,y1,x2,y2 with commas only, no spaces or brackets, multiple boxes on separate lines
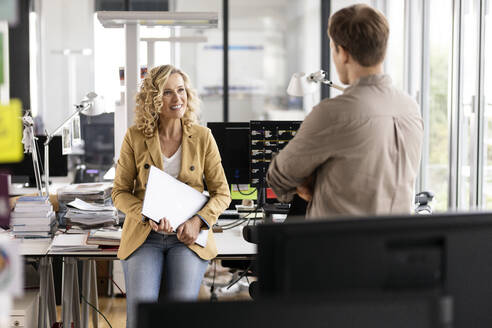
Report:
287,72,317,97
81,92,106,116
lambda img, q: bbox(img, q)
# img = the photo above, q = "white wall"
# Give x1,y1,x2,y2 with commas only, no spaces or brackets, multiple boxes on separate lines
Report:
36,0,95,133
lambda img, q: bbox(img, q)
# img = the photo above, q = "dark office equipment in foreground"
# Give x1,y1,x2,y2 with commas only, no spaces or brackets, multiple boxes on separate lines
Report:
257,212,492,328
138,295,450,328
0,135,67,186
207,122,250,185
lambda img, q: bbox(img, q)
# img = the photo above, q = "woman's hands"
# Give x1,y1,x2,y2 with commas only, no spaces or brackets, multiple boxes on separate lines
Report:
148,215,203,245
176,215,203,245
149,218,173,233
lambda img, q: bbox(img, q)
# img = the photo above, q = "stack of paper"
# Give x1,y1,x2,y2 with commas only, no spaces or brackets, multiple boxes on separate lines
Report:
64,198,118,229
11,196,58,238
49,233,99,253
57,182,113,203
86,227,121,246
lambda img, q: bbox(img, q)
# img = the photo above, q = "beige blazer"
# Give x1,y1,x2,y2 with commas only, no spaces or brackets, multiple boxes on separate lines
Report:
112,121,231,260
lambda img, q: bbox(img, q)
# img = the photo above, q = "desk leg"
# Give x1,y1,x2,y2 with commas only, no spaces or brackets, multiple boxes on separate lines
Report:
61,257,73,327
62,257,82,328
72,260,81,328
47,259,57,326
82,259,99,328
82,261,90,328
90,260,99,328
39,257,57,328
38,257,47,328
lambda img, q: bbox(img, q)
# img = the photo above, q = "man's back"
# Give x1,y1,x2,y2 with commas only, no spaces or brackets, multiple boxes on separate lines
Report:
267,74,423,218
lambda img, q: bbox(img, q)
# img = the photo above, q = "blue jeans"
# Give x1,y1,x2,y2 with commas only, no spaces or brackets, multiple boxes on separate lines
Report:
121,231,209,328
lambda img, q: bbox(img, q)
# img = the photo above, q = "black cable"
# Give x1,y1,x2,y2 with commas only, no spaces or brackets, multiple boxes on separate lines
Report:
255,186,264,225
253,206,258,226
235,185,257,196
218,211,258,230
219,216,248,230
81,294,113,328
226,262,252,290
212,260,216,288
210,260,217,302
35,137,44,173
110,277,126,296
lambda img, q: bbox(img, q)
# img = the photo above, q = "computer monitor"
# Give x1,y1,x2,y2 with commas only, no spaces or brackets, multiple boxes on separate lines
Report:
80,113,114,168
207,122,250,185
0,135,68,185
138,296,449,328
257,212,492,328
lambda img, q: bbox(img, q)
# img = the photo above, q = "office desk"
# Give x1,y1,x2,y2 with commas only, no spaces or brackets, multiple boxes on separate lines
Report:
20,221,256,328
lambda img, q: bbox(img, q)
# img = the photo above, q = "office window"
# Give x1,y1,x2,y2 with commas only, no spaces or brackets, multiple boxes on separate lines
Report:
31,0,95,134
174,0,223,124
424,0,452,211
94,0,223,124
384,0,405,91
457,0,480,209
227,0,320,121
481,1,492,207
93,21,172,114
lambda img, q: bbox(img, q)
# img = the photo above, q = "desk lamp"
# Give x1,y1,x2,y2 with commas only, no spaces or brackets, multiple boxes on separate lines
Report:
287,70,345,97
43,92,104,195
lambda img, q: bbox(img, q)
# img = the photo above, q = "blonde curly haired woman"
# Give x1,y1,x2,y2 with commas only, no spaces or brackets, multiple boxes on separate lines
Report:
112,64,231,328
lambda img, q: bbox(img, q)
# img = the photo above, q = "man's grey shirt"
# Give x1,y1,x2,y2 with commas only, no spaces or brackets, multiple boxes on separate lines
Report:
267,74,424,219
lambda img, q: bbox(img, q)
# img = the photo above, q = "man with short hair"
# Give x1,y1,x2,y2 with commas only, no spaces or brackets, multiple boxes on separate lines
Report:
267,4,423,218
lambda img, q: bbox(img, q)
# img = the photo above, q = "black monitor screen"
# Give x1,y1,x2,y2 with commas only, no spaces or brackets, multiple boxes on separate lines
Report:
257,212,492,328
207,122,250,185
0,135,68,184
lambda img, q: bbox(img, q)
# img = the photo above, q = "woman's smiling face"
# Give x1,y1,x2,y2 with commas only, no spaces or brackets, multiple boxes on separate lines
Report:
159,73,188,121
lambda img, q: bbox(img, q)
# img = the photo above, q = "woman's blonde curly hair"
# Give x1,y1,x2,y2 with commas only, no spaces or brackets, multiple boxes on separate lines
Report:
135,65,200,138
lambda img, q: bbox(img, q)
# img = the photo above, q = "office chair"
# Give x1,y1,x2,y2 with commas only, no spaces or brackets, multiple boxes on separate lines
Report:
415,191,435,215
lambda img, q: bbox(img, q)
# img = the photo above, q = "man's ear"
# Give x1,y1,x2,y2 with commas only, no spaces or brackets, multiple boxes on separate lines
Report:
337,45,350,64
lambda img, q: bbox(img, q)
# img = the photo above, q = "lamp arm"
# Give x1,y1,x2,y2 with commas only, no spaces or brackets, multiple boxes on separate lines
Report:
42,103,89,195
307,70,345,92
44,103,89,143
320,80,345,91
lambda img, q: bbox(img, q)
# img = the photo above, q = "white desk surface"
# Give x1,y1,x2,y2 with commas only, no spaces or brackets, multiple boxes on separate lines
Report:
11,178,257,258
215,225,256,257
8,177,72,196
18,238,51,256
18,221,256,258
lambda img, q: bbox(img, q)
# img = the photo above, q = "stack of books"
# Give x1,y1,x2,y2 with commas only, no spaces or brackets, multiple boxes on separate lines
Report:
86,227,121,246
49,233,99,253
11,196,58,238
57,182,113,204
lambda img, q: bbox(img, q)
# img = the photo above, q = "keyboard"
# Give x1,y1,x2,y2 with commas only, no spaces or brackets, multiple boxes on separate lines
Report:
262,203,290,214
219,209,240,220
